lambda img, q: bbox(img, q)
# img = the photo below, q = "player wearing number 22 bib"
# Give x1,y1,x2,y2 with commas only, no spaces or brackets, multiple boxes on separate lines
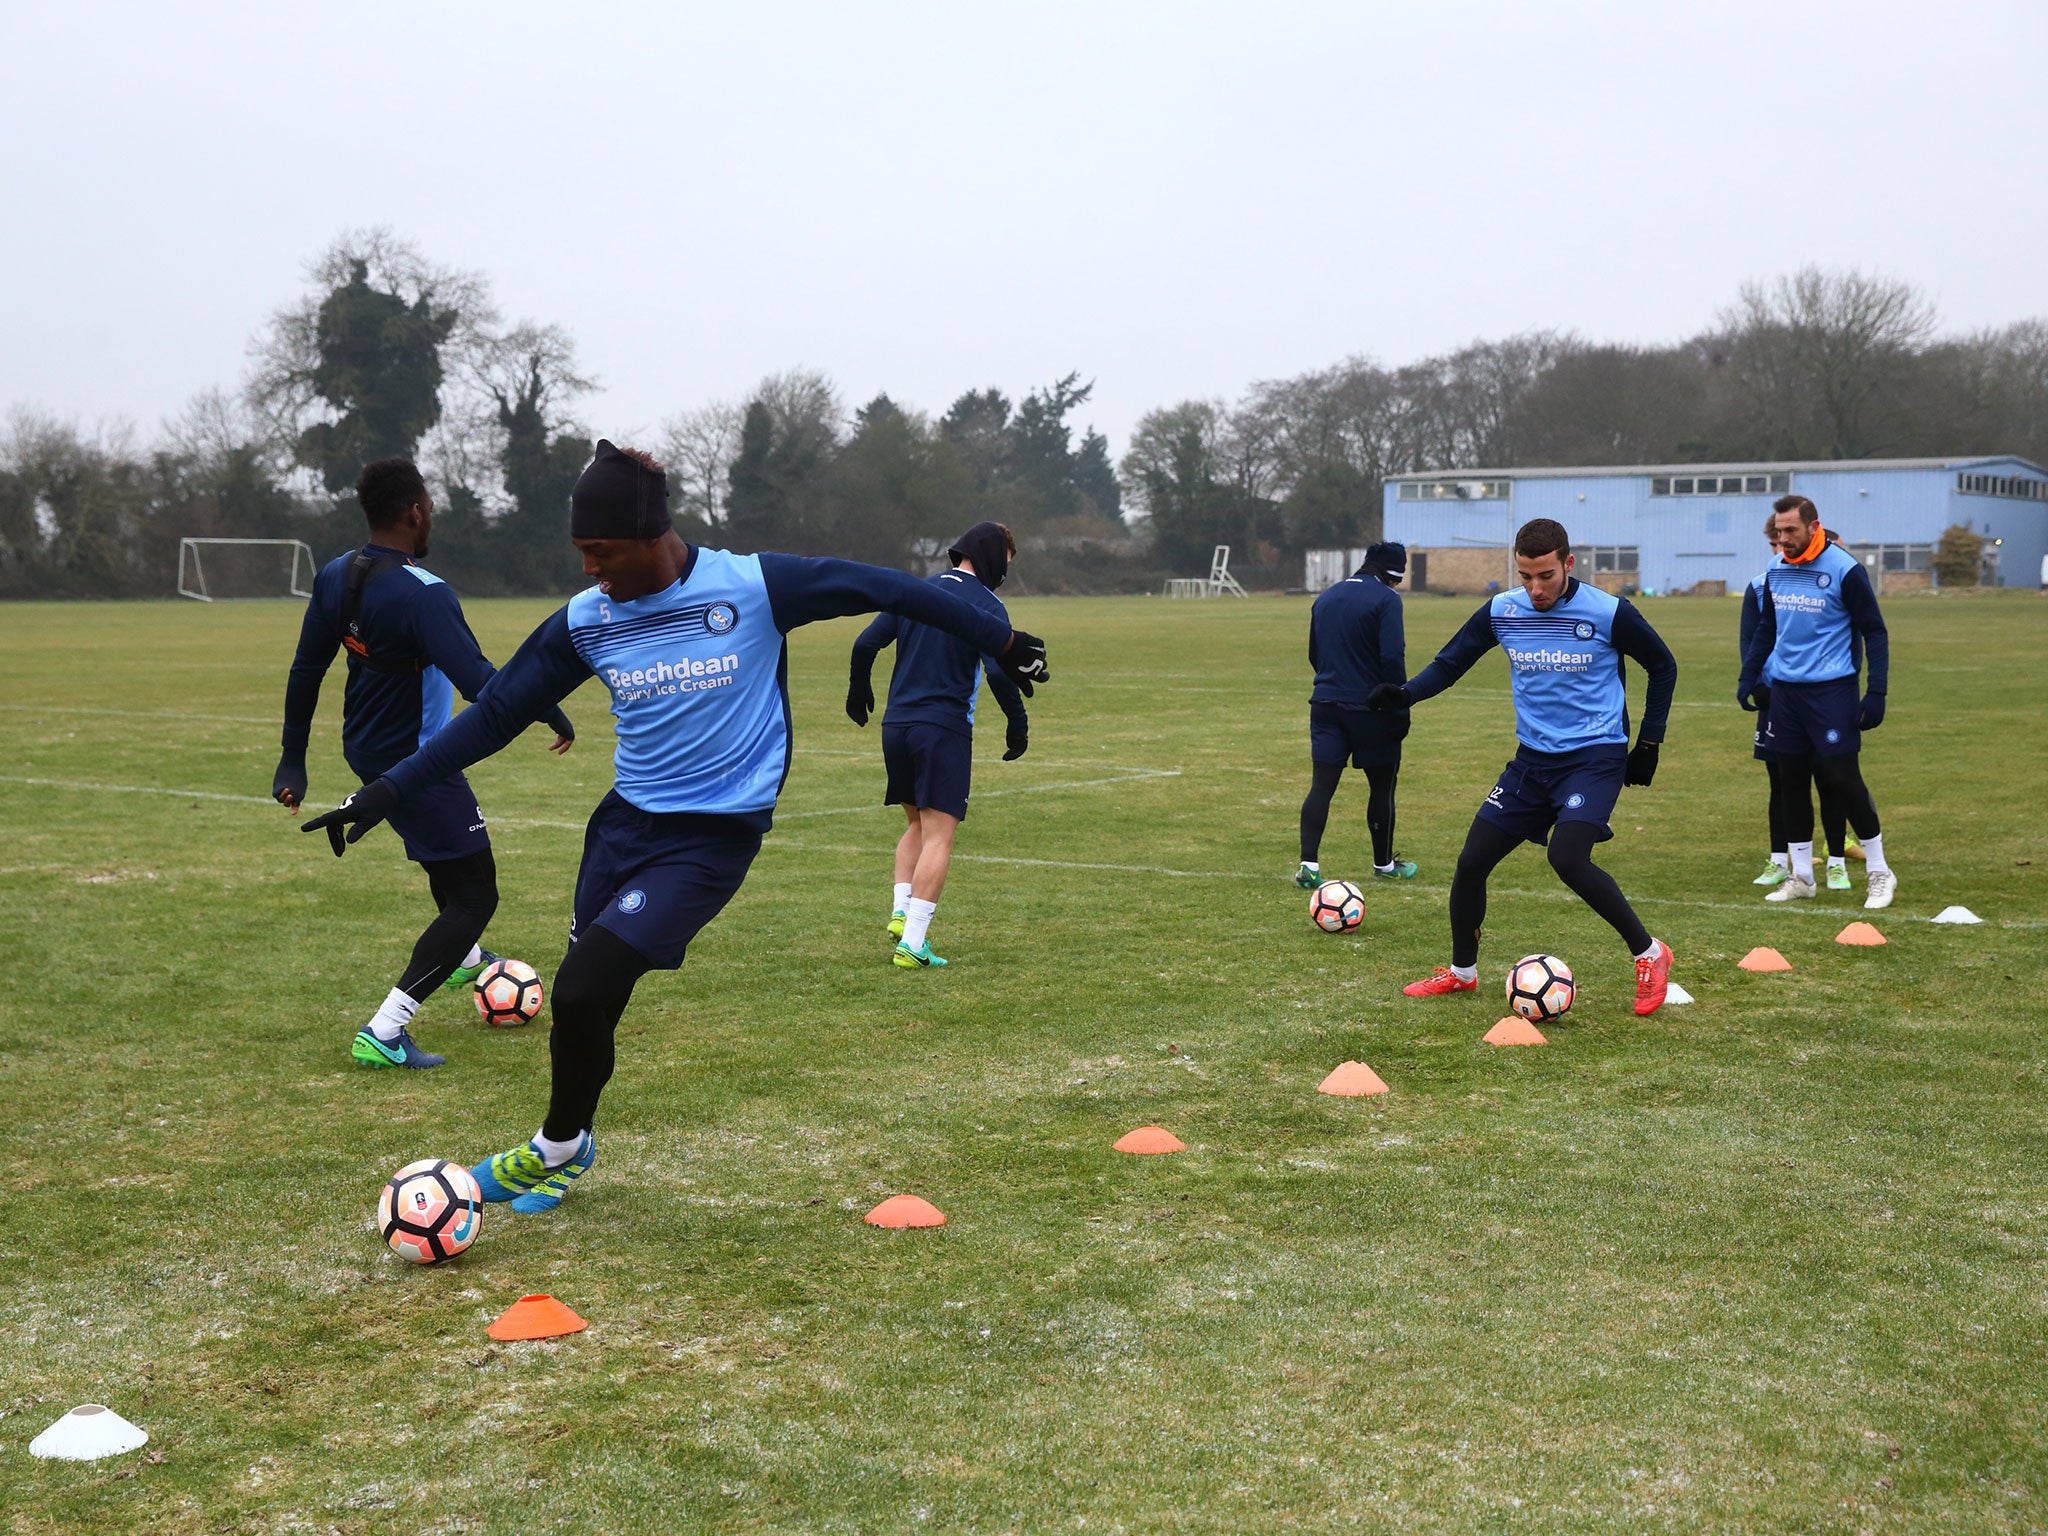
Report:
303,441,1052,1215
1367,517,1679,1015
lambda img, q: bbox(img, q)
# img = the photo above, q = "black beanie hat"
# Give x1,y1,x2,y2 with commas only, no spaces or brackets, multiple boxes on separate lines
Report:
948,521,1012,589
570,440,672,540
1365,541,1407,576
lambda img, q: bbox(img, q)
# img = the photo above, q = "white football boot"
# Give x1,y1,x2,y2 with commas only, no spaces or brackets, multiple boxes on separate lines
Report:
1765,876,1818,904
1864,869,1897,910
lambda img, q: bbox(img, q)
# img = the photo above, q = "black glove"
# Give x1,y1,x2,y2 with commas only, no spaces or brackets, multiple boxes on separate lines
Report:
1392,710,1411,743
272,757,307,811
543,705,575,742
1859,691,1886,731
1367,683,1412,712
302,776,400,857
846,648,877,727
1003,725,1028,761
1625,741,1659,786
998,629,1049,690
1738,682,1770,713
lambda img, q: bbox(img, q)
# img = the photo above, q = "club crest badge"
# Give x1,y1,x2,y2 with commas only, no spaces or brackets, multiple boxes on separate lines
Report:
617,889,647,914
1574,620,1596,640
706,602,738,634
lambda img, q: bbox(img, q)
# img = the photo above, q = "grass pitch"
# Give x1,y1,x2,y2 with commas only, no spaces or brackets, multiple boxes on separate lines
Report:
2,588,2045,1533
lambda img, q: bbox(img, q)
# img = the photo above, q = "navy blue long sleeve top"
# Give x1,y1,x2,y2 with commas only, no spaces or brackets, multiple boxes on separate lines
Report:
1308,571,1406,706
852,567,1027,737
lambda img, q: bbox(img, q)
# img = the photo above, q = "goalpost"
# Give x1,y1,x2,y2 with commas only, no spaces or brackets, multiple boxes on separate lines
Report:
177,538,317,602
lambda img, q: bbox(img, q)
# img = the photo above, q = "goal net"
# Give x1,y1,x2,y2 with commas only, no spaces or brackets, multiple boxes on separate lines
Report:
177,538,317,602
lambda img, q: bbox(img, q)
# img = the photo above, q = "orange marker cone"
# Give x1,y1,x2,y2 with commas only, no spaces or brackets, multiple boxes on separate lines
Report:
488,1294,588,1341
1113,1126,1186,1154
1836,922,1886,946
1738,947,1793,971
864,1194,946,1228
1484,1017,1547,1046
1317,1061,1390,1097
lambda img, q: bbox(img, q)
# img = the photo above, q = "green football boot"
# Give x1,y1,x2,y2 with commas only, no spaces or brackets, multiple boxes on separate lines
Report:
442,948,501,991
351,1026,444,1070
888,910,906,940
1826,863,1852,891
1373,860,1419,880
1294,863,1322,889
1752,861,1790,887
893,940,948,970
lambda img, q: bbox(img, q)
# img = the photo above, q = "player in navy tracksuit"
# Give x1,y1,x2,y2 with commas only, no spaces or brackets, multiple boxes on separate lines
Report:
1298,541,1416,888
1743,517,1860,890
845,521,1030,969
306,442,1051,1212
1369,518,1679,1015
274,459,576,1069
1738,494,1894,909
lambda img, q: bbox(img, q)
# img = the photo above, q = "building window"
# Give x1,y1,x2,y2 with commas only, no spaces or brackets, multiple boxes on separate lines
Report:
1846,542,1933,574
1586,545,1639,574
1957,472,2048,501
1396,479,1509,501
1651,472,1790,496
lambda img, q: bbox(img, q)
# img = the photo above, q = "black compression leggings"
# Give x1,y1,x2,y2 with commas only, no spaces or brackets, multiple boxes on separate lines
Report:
541,925,654,1142
1299,759,1401,868
1774,755,1881,848
1447,818,1652,969
398,849,499,1001
1764,758,1851,857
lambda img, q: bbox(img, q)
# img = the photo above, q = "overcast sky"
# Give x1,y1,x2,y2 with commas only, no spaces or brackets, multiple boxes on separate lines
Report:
4,1,2043,456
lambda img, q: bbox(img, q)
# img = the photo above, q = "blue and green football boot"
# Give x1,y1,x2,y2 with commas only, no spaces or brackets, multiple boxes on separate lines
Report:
472,1131,596,1211
1294,863,1321,889
1373,860,1419,880
351,1026,444,1070
892,941,947,970
442,948,502,992
1753,861,1790,886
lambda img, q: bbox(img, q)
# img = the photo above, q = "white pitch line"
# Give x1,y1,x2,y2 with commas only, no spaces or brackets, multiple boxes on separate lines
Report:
2,771,2037,931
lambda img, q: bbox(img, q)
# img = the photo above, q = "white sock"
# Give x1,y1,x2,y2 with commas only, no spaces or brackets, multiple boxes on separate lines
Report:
1770,852,1789,869
367,987,420,1042
1789,841,1814,884
892,881,913,914
1451,964,1477,983
460,943,484,969
1634,939,1662,962
1375,861,1394,874
532,1128,583,1168
1301,859,1320,873
1860,834,1888,874
901,897,937,951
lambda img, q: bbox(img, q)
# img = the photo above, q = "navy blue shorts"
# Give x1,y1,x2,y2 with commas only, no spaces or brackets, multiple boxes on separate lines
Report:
1309,701,1404,769
882,721,972,821
1751,692,1800,762
363,767,490,864
1769,676,1860,759
571,791,763,970
1476,747,1627,845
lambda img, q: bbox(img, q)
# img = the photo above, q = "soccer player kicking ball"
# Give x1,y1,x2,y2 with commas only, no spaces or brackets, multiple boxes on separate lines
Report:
1297,542,1415,889
1738,495,1895,909
305,443,1050,1212
845,521,1030,969
274,458,576,1070
1368,518,1679,1015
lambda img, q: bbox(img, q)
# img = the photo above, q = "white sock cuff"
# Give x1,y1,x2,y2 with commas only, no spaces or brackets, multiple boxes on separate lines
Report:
901,897,938,951
532,1128,583,1168
893,882,913,906
1451,964,1477,982
368,986,421,1041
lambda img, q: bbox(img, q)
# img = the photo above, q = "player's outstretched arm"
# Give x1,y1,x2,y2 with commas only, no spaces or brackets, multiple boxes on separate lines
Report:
1373,599,1497,710
1737,586,1778,709
301,608,590,855
760,554,1048,688
1840,565,1890,728
275,574,342,812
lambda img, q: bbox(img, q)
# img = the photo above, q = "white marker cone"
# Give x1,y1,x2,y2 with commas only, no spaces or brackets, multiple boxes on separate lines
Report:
1662,981,1695,1005
29,1404,149,1461
1931,906,1983,925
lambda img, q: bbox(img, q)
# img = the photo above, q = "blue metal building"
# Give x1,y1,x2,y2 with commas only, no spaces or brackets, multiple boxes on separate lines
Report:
1383,456,2048,594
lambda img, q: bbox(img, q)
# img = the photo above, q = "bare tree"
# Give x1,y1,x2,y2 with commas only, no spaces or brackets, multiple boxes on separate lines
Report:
658,398,745,528
1718,267,1936,458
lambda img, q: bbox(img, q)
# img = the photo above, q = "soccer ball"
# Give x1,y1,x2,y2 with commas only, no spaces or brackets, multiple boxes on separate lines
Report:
1310,879,1365,934
1506,954,1575,1022
377,1158,481,1264
474,958,544,1027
